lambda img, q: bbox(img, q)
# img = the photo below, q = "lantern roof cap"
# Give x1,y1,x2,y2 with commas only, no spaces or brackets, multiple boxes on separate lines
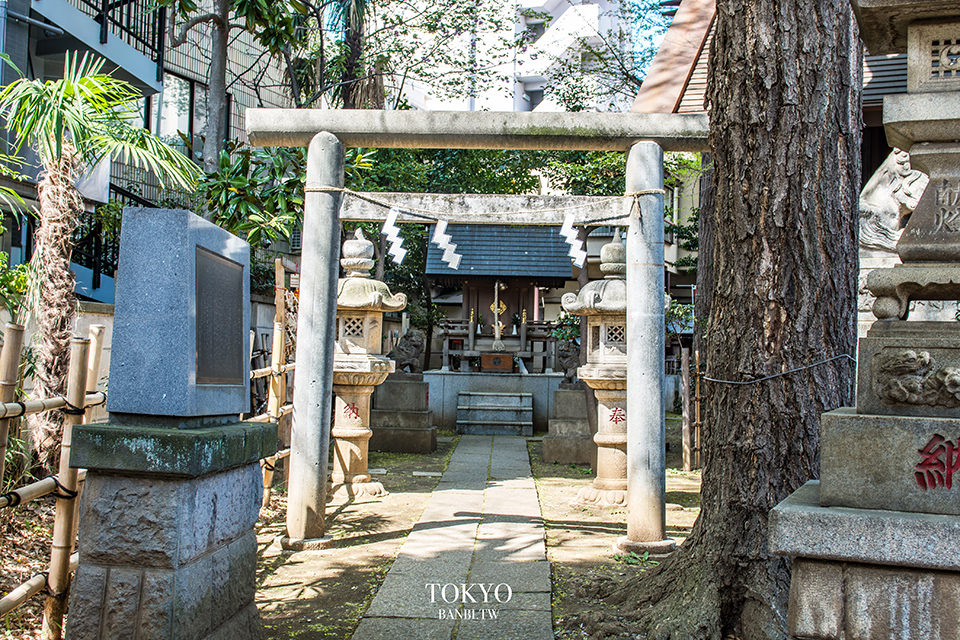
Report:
560,231,626,315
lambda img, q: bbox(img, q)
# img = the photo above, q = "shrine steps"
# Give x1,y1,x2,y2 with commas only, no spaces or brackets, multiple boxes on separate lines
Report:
456,391,533,436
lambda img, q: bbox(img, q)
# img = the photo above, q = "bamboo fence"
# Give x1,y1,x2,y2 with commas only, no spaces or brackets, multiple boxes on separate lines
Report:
680,347,703,471
251,257,299,507
0,323,107,640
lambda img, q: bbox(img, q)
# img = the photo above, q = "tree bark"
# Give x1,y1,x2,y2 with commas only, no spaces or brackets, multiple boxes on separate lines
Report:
201,0,230,176
693,154,713,357
604,2,862,638
30,152,83,471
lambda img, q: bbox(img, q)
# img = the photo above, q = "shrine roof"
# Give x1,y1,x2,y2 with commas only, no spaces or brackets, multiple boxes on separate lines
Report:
425,224,573,279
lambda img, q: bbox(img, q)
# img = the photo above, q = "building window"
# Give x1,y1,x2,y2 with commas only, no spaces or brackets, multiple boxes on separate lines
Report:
146,73,229,162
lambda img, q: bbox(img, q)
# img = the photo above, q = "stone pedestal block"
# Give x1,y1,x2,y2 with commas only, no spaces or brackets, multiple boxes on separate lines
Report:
821,408,960,515
370,375,436,453
575,386,627,507
331,378,388,500
855,320,960,419
542,388,593,466
67,422,275,640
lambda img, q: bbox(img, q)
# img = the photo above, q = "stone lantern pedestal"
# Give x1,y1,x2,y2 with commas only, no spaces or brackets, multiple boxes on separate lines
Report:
330,230,406,500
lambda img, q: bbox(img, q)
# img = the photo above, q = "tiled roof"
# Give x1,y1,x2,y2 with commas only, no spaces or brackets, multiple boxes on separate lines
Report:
425,224,573,278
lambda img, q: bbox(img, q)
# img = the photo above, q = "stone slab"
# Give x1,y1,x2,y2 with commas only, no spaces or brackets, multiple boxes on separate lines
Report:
456,609,553,640
71,422,277,477
467,561,551,593
821,408,960,515
769,481,960,571
787,559,960,640
546,418,590,437
352,617,455,640
856,322,960,418
108,208,250,418
884,92,960,151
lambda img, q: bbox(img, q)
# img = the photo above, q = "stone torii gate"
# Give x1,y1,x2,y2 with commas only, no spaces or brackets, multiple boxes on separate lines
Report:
246,109,709,552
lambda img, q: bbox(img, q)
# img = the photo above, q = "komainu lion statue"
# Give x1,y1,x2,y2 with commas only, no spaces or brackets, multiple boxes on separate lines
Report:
390,328,425,373
859,148,927,252
556,339,580,385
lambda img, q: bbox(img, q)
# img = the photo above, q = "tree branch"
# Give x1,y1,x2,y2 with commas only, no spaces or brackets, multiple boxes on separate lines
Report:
168,11,223,47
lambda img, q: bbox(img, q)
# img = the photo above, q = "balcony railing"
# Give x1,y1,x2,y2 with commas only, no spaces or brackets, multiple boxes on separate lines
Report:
70,0,166,79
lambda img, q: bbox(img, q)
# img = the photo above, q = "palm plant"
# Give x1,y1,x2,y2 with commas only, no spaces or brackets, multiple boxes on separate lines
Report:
0,51,199,469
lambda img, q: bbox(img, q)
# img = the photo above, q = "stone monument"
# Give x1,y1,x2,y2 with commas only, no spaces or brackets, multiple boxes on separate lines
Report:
769,4,960,637
541,384,594,467
67,208,275,640
331,229,406,499
370,329,436,453
561,232,630,508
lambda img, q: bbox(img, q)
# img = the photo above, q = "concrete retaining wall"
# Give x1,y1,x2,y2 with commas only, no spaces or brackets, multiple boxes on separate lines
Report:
425,370,683,432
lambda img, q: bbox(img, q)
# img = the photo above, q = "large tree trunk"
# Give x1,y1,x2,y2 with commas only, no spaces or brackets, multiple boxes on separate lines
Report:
201,0,230,176
604,2,862,638
30,152,83,471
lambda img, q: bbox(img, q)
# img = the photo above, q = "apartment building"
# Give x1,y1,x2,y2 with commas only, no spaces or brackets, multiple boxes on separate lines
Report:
0,0,288,302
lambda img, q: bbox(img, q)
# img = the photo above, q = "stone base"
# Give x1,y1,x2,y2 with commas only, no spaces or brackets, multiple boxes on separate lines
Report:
329,480,388,501
821,408,960,515
67,463,265,640
786,558,960,640
575,484,626,508
280,536,335,551
369,424,437,453
770,481,960,572
613,536,676,555
542,434,594,466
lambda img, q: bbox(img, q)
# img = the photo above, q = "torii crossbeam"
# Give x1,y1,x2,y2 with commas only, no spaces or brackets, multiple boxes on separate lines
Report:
245,109,709,552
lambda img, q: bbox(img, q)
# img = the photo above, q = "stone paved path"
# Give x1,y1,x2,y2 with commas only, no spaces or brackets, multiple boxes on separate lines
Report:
351,435,552,640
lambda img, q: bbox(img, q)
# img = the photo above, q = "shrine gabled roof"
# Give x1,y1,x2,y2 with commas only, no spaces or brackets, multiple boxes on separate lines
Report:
425,224,573,279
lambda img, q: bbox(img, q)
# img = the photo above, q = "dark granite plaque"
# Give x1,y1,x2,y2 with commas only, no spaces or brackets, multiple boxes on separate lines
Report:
196,246,244,384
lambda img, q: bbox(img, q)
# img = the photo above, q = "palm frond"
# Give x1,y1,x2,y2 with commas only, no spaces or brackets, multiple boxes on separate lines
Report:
0,51,199,189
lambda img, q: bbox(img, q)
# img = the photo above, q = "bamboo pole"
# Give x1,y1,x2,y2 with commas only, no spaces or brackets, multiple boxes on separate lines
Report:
250,362,296,380
0,470,87,509
681,346,692,472
261,259,288,507
0,392,104,420
0,323,24,482
70,326,105,551
0,553,78,616
41,338,90,640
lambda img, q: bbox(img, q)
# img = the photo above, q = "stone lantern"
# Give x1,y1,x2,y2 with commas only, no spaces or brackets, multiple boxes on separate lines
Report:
561,231,628,507
767,4,960,637
332,229,406,499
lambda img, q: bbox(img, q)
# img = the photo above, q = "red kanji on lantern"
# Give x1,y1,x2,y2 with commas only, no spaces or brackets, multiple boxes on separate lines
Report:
915,434,960,490
343,402,361,421
610,407,626,424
